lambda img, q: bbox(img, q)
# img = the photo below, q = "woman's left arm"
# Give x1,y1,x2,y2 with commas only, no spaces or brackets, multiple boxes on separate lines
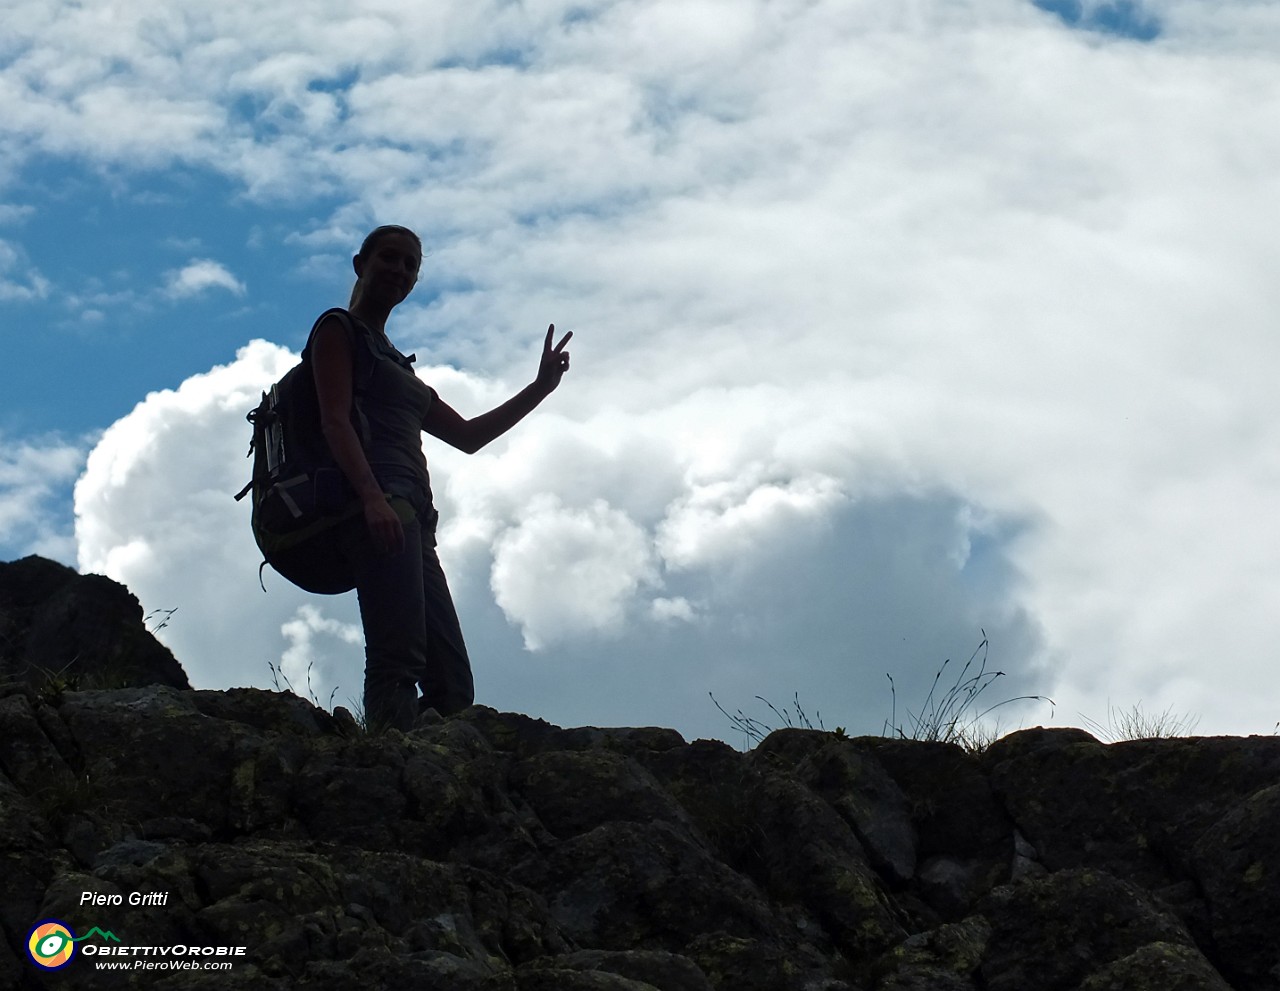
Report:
424,325,571,454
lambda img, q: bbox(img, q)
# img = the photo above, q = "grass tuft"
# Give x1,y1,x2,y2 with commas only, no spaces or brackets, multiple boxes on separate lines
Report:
709,692,831,749
267,659,339,710
1081,701,1200,742
267,660,371,734
882,632,1053,750
144,607,178,634
711,633,1053,754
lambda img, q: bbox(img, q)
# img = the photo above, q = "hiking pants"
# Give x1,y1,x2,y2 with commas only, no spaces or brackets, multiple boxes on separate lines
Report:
337,505,474,731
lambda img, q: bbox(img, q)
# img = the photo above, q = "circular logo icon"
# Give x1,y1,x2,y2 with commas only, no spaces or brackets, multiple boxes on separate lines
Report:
28,921,76,970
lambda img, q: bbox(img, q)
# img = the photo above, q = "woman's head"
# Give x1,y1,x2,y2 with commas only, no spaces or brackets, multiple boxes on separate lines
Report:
358,225,422,262
349,225,423,310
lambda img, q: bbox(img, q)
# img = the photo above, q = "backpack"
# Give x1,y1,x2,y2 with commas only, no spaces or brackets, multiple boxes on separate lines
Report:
235,308,377,594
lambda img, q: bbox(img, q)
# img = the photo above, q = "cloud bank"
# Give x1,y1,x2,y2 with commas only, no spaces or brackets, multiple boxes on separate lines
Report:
72,336,1044,739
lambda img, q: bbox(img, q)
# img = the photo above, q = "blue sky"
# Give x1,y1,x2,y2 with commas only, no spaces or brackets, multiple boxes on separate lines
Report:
4,0,1279,744
6,160,342,433
1033,0,1160,40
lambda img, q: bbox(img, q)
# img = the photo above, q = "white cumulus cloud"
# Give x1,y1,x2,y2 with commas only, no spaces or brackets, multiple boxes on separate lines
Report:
490,495,660,650
74,339,304,689
163,259,246,300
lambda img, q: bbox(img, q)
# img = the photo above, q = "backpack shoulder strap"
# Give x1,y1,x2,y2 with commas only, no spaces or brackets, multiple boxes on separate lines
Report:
302,308,381,395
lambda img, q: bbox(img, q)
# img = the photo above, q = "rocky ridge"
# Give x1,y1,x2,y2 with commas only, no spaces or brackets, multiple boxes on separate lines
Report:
2,557,1278,990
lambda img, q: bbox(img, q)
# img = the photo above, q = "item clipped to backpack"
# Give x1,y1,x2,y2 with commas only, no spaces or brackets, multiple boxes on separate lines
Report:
235,308,373,594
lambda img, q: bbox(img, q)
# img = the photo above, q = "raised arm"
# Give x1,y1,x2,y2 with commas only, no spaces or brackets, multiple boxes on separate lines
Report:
424,325,571,454
312,316,405,553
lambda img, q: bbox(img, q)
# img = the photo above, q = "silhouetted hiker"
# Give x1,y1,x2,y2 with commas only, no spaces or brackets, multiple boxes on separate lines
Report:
312,225,571,731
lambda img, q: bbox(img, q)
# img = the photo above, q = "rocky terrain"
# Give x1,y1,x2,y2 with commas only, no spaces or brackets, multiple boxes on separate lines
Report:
2,555,1279,990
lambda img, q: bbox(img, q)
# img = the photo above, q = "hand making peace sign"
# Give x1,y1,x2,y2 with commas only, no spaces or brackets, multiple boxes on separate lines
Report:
535,324,573,394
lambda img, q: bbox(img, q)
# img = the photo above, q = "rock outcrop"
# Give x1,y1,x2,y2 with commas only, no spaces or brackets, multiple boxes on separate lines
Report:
1,559,1278,990
0,556,189,693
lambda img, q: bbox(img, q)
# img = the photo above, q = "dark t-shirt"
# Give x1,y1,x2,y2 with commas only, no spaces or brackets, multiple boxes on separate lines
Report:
358,326,436,512
306,309,439,525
